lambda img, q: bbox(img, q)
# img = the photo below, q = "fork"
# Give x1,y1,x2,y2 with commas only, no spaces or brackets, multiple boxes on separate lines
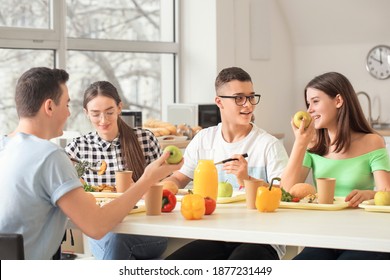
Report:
214,153,248,165
70,158,101,173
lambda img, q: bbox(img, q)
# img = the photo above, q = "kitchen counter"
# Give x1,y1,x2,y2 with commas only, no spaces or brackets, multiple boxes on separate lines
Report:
158,133,285,150
376,129,390,137
159,140,190,149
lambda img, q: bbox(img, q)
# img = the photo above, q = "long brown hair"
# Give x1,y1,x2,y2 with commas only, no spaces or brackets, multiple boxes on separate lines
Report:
306,72,374,156
83,81,146,181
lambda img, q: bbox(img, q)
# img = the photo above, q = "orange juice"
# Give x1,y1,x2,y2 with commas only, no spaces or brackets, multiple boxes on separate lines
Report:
193,159,218,200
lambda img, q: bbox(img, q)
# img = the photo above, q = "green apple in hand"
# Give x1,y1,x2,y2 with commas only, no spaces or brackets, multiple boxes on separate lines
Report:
218,181,233,197
163,145,183,164
293,111,312,129
374,191,390,206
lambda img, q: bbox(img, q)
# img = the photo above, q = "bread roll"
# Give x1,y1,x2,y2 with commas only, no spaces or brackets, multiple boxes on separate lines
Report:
166,125,177,135
290,183,316,199
143,119,177,135
192,126,203,134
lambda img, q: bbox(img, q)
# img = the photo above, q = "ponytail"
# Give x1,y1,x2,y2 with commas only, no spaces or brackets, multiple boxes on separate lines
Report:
117,118,146,181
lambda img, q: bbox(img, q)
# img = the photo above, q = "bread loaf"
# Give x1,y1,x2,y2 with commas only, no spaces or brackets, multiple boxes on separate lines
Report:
143,119,177,137
290,183,316,199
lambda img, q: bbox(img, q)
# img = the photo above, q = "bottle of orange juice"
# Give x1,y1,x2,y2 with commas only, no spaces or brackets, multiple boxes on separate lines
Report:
193,149,218,200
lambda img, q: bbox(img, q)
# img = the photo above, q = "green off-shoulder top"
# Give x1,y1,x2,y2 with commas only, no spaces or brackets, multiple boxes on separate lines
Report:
303,148,390,197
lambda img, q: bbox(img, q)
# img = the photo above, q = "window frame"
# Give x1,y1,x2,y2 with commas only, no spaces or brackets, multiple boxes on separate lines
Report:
0,0,180,118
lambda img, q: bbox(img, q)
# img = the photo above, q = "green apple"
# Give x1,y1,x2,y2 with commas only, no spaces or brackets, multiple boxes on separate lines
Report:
293,111,312,129
218,181,233,197
374,191,390,206
163,145,183,164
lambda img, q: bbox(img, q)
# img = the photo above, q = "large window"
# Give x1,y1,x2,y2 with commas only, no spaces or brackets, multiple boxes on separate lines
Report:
0,0,178,135
0,0,51,29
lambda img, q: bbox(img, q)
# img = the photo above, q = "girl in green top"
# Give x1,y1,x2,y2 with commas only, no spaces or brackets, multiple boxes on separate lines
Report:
282,72,390,260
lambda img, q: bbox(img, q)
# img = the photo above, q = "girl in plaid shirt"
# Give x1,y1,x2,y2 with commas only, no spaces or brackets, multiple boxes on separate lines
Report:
65,81,167,260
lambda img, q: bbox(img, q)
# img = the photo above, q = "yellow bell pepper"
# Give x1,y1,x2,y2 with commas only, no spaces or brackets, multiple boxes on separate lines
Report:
180,193,205,220
255,177,282,212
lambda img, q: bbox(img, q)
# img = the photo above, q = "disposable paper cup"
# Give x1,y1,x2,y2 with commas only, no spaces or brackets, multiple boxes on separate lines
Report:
115,170,133,193
244,178,266,209
145,184,164,216
316,178,336,204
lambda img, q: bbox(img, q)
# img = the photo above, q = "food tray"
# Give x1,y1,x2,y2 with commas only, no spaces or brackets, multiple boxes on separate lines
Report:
359,199,390,213
176,191,246,204
279,197,349,211
90,192,122,198
217,193,246,204
91,192,146,214
127,205,146,214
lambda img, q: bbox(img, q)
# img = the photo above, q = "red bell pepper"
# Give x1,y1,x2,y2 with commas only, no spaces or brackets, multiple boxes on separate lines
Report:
162,189,177,212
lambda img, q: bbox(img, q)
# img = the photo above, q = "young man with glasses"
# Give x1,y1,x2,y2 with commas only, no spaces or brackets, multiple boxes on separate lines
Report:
165,66,289,260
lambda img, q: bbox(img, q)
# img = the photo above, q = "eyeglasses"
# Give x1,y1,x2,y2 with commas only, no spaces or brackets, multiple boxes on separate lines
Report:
218,94,261,106
89,110,116,120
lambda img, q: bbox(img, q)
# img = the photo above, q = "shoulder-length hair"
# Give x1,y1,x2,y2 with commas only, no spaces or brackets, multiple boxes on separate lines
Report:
306,72,374,155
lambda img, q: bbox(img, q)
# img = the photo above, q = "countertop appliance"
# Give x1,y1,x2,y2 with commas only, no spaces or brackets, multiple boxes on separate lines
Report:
121,110,142,128
167,103,221,128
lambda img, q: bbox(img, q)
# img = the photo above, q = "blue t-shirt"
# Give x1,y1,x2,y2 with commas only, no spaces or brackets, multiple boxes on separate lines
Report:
0,133,81,259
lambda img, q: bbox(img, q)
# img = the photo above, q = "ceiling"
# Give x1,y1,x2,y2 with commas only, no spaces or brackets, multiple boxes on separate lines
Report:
277,0,390,45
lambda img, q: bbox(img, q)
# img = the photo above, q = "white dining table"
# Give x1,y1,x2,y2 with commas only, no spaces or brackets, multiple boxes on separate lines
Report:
111,201,390,253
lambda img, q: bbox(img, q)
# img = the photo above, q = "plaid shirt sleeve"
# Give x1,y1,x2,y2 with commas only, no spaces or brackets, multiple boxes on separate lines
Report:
136,128,162,164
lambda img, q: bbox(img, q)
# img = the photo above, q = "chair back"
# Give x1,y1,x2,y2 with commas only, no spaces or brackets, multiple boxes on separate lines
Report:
0,233,25,260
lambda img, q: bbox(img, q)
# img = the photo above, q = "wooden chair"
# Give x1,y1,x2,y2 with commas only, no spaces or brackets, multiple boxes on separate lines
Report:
0,233,25,260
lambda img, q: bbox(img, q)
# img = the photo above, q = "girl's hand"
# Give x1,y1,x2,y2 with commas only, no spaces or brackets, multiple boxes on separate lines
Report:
345,189,376,208
291,117,316,148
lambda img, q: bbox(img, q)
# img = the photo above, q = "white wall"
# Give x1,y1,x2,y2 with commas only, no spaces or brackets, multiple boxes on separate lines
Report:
277,0,390,126
181,0,296,152
179,0,218,104
180,0,390,153
294,44,390,124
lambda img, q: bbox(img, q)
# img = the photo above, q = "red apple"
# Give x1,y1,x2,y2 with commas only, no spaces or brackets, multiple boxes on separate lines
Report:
204,197,216,215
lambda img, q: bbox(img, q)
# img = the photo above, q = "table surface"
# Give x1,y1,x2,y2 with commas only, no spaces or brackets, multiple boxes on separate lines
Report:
112,201,390,253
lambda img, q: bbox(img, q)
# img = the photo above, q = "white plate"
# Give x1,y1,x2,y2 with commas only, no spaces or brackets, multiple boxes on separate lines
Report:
279,197,349,211
157,136,188,142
